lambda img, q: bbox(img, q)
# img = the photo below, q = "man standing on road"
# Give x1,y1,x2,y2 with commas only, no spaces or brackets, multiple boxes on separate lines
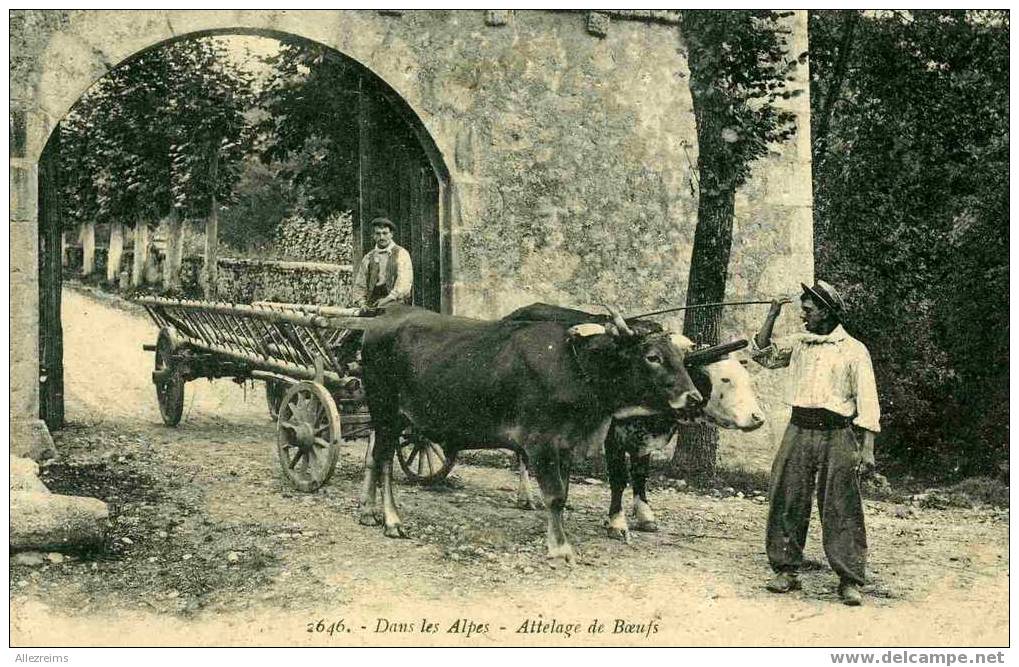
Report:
752,280,880,606
353,217,413,308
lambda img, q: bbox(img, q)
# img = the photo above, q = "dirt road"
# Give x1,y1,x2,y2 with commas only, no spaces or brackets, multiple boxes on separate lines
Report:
10,286,1009,647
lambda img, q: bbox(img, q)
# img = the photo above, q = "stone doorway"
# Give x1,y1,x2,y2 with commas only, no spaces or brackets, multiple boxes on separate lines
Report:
35,30,451,432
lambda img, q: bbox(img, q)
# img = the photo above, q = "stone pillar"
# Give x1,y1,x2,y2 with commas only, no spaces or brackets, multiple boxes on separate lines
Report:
107,220,124,284
10,103,56,460
131,220,149,287
162,208,182,289
79,220,95,276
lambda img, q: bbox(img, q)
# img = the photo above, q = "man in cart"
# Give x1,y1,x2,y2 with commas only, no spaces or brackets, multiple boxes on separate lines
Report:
751,280,881,606
353,217,414,308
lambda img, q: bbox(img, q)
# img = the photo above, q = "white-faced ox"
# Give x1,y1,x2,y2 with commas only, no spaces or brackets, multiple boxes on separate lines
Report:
605,341,766,542
498,305,766,538
358,304,702,561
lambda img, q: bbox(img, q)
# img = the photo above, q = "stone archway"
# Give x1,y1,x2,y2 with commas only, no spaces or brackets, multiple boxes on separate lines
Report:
12,11,457,457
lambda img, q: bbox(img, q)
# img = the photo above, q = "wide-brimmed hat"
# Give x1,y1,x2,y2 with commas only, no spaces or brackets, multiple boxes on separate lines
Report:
801,279,847,319
370,217,397,232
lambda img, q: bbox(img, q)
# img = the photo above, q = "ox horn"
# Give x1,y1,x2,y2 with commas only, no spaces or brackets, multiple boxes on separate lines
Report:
684,339,749,367
602,305,634,337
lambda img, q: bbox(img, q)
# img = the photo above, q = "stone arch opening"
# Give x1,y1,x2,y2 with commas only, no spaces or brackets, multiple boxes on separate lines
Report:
37,28,452,432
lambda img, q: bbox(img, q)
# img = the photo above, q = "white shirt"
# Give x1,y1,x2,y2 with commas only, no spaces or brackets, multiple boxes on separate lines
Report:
352,243,414,304
751,325,881,432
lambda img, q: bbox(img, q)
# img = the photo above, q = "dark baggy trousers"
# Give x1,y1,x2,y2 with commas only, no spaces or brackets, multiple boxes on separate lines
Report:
766,420,868,586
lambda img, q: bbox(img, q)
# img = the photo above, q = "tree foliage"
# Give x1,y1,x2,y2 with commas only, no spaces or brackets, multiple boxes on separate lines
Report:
216,155,299,253
810,10,1008,478
59,37,253,228
681,11,801,199
255,40,362,221
674,11,802,477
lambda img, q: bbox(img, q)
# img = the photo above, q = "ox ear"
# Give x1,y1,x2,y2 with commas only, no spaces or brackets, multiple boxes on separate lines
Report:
669,333,695,352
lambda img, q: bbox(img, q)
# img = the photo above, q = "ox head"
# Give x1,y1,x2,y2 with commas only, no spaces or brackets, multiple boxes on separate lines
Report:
569,307,703,415
685,340,765,432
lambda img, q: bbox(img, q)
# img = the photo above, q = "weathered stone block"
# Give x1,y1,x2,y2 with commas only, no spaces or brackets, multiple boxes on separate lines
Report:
10,163,38,222
10,490,109,552
10,455,49,493
35,31,114,124
454,127,476,173
9,232,40,293
10,108,27,158
10,420,56,461
63,10,173,74
8,104,60,167
9,351,41,418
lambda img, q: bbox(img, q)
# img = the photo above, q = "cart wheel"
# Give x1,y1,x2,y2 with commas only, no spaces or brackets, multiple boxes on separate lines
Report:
396,430,456,484
276,381,341,492
265,379,287,420
154,328,184,427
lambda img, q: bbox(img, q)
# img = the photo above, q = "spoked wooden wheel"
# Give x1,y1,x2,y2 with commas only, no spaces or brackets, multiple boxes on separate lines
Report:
153,328,184,427
396,431,456,484
265,379,287,420
276,381,341,492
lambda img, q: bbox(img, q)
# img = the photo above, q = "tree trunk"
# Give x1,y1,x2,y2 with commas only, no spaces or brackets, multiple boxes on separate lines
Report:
204,146,220,299
813,10,860,164
79,221,95,277
683,186,737,345
107,220,124,285
671,185,736,479
163,208,182,290
204,197,219,299
131,219,149,287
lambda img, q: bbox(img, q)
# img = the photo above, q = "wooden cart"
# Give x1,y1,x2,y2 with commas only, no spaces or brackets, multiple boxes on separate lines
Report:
136,297,455,492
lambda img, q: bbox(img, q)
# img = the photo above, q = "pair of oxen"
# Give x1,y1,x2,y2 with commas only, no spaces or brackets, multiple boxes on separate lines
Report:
358,303,765,561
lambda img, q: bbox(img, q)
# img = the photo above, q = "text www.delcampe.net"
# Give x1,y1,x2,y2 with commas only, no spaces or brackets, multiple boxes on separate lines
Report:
831,652,1006,665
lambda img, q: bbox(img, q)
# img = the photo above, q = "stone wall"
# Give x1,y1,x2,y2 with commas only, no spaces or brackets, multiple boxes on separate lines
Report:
179,257,354,306
11,10,813,460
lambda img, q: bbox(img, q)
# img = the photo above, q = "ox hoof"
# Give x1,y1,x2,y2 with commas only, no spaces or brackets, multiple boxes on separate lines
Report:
384,523,408,539
606,527,631,544
516,496,542,511
547,544,576,563
634,520,659,533
358,510,382,527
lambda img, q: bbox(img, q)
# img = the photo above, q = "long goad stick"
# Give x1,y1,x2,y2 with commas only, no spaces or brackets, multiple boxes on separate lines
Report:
627,300,774,322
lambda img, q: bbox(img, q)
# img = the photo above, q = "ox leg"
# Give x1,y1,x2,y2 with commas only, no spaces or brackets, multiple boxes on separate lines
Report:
630,453,658,532
533,445,575,562
605,425,631,543
515,452,542,510
358,465,381,526
379,458,408,538
358,432,387,527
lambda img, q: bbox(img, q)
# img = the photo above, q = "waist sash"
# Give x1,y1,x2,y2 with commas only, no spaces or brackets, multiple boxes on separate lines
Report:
790,406,852,431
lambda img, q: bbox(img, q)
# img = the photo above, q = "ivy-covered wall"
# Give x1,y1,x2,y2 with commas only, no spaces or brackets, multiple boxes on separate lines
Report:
179,257,353,306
